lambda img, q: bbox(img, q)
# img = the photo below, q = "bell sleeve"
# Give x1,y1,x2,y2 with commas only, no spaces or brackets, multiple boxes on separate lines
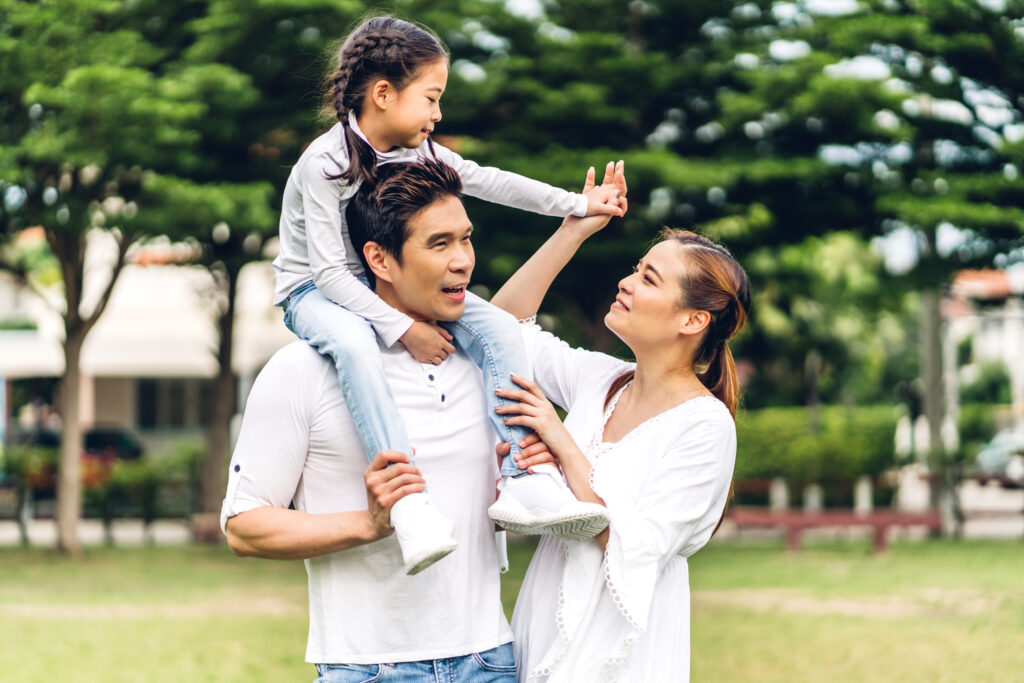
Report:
519,322,630,412
597,407,736,629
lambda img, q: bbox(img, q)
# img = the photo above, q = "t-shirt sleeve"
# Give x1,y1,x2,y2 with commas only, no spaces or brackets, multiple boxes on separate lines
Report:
520,323,631,411
220,346,327,532
299,155,413,347
432,144,588,217
598,407,736,628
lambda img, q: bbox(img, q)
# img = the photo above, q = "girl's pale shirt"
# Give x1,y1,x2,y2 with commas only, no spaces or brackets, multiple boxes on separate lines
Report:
220,340,511,664
512,324,736,682
272,114,588,347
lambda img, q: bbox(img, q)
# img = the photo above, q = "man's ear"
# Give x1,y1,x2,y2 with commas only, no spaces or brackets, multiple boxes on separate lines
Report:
363,241,394,284
369,79,394,112
678,309,712,338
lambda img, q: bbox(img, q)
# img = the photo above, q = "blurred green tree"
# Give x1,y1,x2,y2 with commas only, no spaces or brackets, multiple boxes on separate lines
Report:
0,0,271,552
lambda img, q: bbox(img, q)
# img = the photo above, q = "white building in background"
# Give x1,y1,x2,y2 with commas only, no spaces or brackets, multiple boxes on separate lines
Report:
947,267,1024,422
0,228,293,449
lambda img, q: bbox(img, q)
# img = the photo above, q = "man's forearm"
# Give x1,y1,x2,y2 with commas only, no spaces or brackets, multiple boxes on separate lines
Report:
225,506,383,560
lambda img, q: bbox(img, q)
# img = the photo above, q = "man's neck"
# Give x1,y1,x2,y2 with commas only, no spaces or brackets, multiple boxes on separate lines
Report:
375,282,431,324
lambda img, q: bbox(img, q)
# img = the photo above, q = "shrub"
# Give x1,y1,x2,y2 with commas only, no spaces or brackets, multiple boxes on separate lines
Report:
734,405,899,487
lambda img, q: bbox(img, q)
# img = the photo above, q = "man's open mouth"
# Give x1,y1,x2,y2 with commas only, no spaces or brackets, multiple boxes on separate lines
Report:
442,285,466,301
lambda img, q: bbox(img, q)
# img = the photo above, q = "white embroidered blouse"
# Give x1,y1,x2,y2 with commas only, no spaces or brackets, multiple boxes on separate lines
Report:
513,324,736,682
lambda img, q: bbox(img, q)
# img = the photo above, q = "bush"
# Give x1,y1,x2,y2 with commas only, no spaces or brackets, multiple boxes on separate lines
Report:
734,405,899,487
959,402,997,449
961,361,1012,404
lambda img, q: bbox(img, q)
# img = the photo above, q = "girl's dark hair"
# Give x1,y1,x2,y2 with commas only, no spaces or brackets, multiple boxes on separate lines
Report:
603,229,751,535
321,15,449,186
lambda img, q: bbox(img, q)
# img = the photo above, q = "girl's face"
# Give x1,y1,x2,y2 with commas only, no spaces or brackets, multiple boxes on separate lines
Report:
381,59,448,150
604,240,699,350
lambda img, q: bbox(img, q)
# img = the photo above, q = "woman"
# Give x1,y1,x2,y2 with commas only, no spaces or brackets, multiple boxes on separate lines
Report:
491,199,750,681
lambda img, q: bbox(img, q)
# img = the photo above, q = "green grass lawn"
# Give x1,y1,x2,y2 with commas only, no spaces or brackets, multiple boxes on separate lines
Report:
1,539,1022,682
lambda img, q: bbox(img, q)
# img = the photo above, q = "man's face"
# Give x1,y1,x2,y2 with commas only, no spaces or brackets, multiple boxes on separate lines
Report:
386,195,474,322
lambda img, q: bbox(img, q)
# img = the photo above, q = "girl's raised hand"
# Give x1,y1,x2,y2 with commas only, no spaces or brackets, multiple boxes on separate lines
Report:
584,161,627,218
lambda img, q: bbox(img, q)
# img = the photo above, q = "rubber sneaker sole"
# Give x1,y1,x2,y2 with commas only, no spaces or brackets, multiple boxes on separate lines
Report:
488,500,609,540
404,539,458,576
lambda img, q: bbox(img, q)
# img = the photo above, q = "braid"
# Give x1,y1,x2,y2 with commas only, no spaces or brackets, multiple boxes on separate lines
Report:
318,16,448,186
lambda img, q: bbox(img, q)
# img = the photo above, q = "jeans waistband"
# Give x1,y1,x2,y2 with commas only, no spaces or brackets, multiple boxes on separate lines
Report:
282,279,316,311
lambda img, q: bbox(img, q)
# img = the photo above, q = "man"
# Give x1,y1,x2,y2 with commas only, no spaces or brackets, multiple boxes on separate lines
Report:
221,160,523,680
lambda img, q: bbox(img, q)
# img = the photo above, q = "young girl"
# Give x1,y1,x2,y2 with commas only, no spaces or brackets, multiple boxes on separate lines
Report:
272,15,625,575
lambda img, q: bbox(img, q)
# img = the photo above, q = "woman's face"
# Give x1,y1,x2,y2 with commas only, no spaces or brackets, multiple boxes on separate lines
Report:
604,240,697,349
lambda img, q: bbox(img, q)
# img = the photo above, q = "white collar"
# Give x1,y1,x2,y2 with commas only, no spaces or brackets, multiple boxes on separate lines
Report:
347,110,410,161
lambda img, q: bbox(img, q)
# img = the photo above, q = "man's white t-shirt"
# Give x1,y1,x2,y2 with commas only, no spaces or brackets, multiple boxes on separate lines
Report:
220,341,512,664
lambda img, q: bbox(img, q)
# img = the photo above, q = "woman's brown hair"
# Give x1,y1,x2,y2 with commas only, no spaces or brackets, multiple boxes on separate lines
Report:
604,229,750,415
604,229,750,533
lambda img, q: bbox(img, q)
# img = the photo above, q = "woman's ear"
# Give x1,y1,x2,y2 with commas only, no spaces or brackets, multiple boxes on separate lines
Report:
678,309,712,337
369,79,394,111
363,242,393,284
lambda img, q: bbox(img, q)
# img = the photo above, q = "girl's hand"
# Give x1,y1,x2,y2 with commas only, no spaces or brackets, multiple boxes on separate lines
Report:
582,160,628,218
565,161,628,240
495,432,561,474
399,321,455,364
495,374,578,460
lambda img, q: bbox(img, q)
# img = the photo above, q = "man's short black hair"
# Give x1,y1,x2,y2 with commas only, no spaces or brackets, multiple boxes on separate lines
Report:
346,159,463,288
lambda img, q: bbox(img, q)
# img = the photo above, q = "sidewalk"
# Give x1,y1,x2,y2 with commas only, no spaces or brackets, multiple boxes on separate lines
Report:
0,518,196,547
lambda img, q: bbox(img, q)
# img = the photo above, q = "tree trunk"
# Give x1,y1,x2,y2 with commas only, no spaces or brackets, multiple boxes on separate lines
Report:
921,286,946,512
198,262,240,522
56,330,84,556
922,288,944,460
48,227,134,555
805,348,822,435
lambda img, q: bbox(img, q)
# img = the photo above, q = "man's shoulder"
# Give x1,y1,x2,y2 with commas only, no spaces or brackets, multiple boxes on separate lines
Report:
258,341,331,386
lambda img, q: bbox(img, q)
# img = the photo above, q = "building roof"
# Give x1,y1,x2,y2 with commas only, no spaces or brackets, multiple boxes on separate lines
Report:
0,254,293,380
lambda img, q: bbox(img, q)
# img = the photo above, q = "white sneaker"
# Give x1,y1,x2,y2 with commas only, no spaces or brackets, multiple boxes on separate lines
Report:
389,492,458,575
488,465,609,540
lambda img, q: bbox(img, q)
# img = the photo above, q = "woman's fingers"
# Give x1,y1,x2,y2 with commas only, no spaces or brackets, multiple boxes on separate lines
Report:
614,159,627,195
509,372,544,395
501,414,538,428
582,166,595,193
495,385,539,404
495,402,539,417
601,160,615,186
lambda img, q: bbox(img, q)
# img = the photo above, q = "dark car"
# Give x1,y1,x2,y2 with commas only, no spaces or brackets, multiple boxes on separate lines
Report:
4,426,145,492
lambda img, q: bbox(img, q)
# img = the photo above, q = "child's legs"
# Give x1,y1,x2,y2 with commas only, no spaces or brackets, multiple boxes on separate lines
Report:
441,292,530,477
283,285,412,463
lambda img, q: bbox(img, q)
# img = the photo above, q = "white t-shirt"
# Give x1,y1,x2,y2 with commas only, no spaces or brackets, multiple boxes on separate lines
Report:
220,341,512,664
271,113,588,346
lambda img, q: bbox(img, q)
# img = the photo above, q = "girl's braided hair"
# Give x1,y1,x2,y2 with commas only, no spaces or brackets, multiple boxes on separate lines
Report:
321,16,449,185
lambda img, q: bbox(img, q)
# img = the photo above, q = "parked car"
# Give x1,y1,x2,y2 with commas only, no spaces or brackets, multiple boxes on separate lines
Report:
976,428,1024,482
3,426,146,493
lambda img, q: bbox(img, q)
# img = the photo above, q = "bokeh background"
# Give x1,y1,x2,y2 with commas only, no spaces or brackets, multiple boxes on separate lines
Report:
1,1,1023,681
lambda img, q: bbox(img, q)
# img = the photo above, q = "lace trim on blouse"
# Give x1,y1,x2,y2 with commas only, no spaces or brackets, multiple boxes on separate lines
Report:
542,385,720,681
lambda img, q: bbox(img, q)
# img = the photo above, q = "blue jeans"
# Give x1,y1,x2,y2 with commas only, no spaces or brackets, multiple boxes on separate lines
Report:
282,281,528,476
313,643,517,682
